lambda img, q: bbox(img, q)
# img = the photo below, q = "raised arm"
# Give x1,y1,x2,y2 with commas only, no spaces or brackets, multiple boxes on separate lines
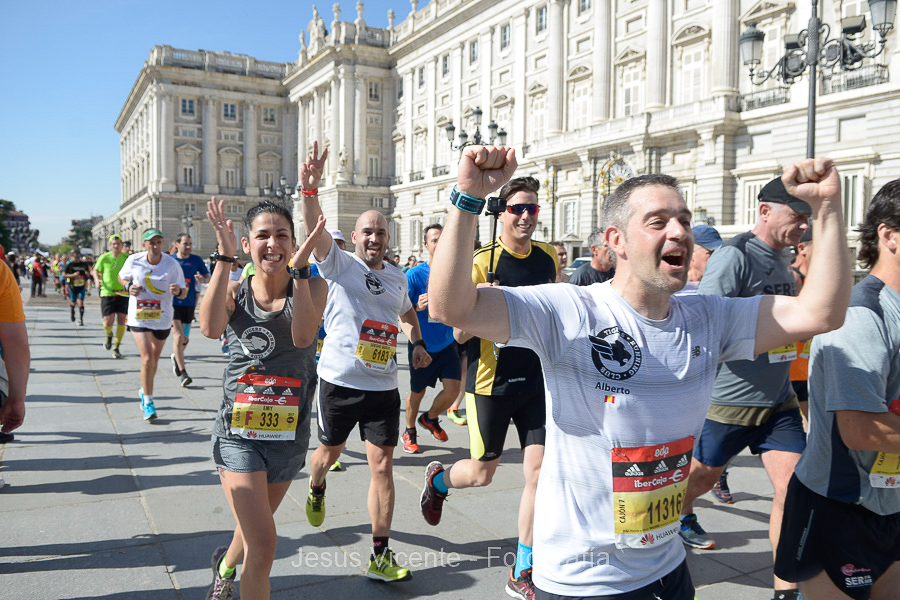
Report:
298,141,332,262
754,158,852,354
428,145,519,344
199,197,238,339
290,214,329,348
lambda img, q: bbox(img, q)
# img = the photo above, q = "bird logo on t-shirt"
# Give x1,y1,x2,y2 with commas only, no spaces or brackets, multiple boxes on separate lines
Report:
589,326,642,381
364,272,385,295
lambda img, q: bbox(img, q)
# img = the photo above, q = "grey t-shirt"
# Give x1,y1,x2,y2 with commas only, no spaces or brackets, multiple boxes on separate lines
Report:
569,263,615,286
796,275,900,515
698,231,797,408
213,278,316,444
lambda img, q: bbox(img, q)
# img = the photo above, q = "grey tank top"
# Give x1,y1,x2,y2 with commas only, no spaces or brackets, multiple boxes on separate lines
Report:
213,277,316,443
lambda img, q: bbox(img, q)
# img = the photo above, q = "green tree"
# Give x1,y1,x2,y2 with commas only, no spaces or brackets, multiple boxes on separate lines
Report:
70,225,94,251
0,199,13,250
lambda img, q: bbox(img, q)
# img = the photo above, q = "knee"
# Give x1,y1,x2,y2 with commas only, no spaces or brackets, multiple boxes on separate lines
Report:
369,456,393,480
245,534,278,568
471,465,495,487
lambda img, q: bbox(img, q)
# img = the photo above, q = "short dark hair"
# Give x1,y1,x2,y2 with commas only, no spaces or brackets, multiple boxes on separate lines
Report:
549,240,564,248
602,174,682,233
858,178,900,269
499,176,540,200
175,232,190,244
424,223,443,242
244,200,294,238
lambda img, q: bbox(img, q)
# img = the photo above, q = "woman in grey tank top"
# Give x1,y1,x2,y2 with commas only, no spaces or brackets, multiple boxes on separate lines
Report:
199,194,329,600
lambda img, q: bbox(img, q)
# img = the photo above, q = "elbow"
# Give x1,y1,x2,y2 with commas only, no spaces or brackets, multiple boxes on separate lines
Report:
293,331,317,349
841,430,873,452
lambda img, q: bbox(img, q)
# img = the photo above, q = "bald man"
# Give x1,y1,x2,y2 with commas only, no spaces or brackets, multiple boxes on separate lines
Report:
298,143,428,582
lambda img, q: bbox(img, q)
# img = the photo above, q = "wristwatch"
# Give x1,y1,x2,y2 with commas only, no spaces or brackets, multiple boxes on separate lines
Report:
287,264,311,280
412,339,427,350
212,252,235,263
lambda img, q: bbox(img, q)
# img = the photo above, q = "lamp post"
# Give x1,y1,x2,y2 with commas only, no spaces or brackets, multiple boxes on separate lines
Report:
740,0,895,158
445,107,508,151
264,175,297,211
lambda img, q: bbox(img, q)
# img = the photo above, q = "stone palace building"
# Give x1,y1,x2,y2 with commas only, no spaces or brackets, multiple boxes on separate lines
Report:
95,0,900,266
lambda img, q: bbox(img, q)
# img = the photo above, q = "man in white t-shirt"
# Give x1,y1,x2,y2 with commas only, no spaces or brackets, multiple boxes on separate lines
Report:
297,143,429,583
427,145,851,599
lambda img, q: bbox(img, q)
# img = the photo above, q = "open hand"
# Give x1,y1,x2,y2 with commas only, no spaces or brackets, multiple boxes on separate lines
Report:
291,214,327,270
206,196,237,257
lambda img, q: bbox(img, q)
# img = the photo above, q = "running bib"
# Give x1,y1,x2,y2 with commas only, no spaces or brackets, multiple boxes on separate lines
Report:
870,400,900,488
135,299,161,320
230,373,303,441
72,275,86,287
115,289,130,297
355,319,398,372
767,343,797,363
315,336,324,361
612,437,693,549
797,339,811,360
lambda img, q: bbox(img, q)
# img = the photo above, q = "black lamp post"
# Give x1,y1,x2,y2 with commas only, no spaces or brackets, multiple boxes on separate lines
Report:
740,0,895,158
445,107,507,151
264,175,296,210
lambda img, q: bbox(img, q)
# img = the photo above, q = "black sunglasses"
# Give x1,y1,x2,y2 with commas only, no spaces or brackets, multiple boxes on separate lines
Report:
505,204,540,216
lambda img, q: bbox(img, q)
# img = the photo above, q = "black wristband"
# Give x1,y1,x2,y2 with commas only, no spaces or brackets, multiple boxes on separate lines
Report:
212,252,235,263
287,264,311,280
412,339,427,350
450,185,486,215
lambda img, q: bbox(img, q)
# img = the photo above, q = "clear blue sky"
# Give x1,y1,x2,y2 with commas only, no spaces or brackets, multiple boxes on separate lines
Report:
0,0,407,246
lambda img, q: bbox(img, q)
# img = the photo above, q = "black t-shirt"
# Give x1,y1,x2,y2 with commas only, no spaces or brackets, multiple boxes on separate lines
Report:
569,262,615,286
65,261,91,288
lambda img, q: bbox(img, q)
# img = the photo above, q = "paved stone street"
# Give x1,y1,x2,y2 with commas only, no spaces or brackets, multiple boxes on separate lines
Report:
3,288,779,599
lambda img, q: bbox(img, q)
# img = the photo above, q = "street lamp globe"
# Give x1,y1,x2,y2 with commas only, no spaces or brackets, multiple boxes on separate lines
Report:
445,122,456,142
868,0,897,36
739,23,765,66
472,107,483,128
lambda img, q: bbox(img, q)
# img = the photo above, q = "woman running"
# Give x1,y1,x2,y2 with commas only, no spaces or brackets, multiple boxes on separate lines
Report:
118,229,186,420
199,194,328,600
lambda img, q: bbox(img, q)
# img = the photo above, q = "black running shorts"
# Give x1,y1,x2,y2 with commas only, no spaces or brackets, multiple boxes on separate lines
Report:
316,379,400,447
101,295,129,317
172,305,196,324
775,474,900,600
127,326,171,340
535,559,694,600
467,386,545,462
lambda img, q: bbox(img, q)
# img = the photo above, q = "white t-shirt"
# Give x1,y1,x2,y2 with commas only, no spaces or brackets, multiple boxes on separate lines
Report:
119,252,185,330
314,240,413,391
502,281,760,596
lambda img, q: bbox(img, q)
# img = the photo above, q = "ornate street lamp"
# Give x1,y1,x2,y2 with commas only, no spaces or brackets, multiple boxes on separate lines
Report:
445,107,508,151
264,175,296,210
740,0,895,157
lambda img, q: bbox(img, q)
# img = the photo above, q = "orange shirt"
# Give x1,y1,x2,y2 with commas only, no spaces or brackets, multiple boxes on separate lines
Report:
789,340,809,382
0,262,25,323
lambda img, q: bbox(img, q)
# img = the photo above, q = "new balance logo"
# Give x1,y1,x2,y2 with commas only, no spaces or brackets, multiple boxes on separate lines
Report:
654,460,668,474
676,455,689,468
624,464,644,477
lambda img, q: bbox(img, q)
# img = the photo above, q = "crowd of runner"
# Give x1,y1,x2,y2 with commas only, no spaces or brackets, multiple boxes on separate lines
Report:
6,139,900,600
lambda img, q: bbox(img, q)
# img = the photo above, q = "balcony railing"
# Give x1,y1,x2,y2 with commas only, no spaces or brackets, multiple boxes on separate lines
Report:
391,175,404,185
821,64,889,95
367,176,392,187
738,87,790,112
177,184,203,194
410,171,425,181
432,165,450,177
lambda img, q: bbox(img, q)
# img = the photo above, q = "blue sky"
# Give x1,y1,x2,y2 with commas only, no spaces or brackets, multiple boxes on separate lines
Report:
0,0,406,246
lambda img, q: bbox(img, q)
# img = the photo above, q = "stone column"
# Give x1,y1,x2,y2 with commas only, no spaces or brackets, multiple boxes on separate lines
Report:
243,102,258,195
297,98,307,181
404,71,413,178
159,90,176,191
646,0,667,110
712,0,739,96
202,95,219,194
513,8,528,148
547,0,565,132
354,73,367,184
593,0,612,121
148,93,159,194
426,58,436,171
282,105,296,187
338,69,353,184
331,78,342,181
313,90,323,151
481,28,493,134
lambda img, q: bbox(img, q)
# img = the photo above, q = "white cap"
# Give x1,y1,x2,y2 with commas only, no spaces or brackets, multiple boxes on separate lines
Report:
330,230,346,243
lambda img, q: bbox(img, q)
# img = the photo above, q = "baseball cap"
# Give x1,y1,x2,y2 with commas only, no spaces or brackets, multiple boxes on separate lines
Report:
142,228,164,242
758,177,811,214
108,234,123,243
798,229,813,244
330,230,346,243
692,224,723,251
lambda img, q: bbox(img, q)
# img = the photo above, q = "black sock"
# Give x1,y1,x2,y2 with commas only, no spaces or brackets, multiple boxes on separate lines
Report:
79,307,84,318
373,536,389,556
774,591,801,600
311,481,326,496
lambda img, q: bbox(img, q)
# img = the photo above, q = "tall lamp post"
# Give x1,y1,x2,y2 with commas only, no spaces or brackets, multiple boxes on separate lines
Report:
264,175,297,211
740,0,896,158
445,107,507,151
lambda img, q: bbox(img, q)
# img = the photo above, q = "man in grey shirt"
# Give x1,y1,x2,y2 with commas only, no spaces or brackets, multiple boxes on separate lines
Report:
678,177,811,600
775,178,900,600
568,228,615,286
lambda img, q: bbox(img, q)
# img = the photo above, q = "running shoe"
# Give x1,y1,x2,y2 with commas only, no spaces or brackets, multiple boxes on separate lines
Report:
447,408,467,426
171,353,182,377
712,471,734,504
421,461,447,526
112,347,122,359
418,413,448,442
180,372,192,387
679,513,715,549
506,567,536,600
140,389,158,421
402,428,420,454
205,546,236,600
306,483,325,526
366,549,412,582
329,460,343,471
78,319,84,326
104,336,113,350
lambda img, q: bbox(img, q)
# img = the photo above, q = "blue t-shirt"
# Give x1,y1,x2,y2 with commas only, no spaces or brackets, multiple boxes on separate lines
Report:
406,262,454,353
172,253,210,307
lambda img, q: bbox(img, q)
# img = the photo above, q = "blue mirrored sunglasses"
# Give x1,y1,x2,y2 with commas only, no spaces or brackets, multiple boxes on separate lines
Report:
505,203,540,215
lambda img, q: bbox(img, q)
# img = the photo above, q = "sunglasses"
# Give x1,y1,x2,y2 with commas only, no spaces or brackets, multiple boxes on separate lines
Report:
505,203,540,216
